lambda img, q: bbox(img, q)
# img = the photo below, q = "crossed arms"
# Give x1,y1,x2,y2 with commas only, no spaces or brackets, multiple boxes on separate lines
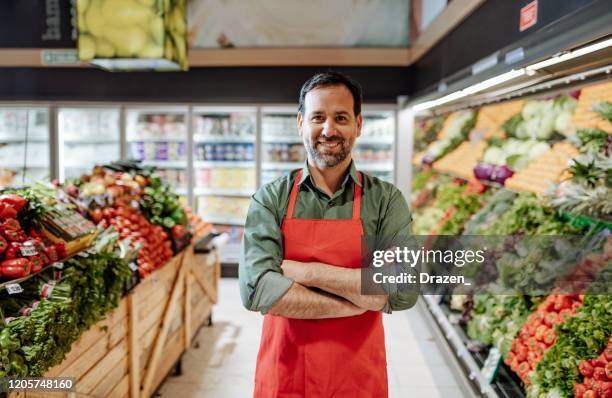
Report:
268,260,388,319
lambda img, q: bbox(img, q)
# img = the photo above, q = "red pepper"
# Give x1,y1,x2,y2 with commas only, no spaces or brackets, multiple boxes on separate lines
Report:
605,362,612,380
3,229,26,242
39,252,50,266
594,367,607,381
1,258,31,278
29,255,43,273
581,360,595,377
1,218,21,231
574,384,587,398
0,194,27,212
0,205,18,220
543,329,556,346
45,245,58,262
56,243,67,258
544,312,559,327
604,346,612,362
4,242,21,260
0,235,7,254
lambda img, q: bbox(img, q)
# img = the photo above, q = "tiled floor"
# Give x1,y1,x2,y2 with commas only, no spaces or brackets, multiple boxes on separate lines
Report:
157,278,467,398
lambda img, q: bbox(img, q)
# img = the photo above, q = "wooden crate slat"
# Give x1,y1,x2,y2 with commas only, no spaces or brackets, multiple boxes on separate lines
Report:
108,374,129,398
90,357,129,398
77,340,128,395
45,302,127,377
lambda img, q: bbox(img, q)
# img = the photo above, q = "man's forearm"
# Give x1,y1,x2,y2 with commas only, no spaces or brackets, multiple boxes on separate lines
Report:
309,263,387,311
268,282,366,319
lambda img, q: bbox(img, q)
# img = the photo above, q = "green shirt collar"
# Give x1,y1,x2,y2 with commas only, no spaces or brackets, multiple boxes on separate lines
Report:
298,159,361,188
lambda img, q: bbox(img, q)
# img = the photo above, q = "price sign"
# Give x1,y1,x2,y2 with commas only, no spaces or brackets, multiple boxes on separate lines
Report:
6,283,24,295
481,347,502,383
20,242,38,257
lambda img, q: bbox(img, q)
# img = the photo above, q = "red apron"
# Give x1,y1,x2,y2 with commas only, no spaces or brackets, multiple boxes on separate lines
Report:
254,170,388,398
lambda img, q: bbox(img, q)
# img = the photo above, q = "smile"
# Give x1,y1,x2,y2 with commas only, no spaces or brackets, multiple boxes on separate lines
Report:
318,141,341,149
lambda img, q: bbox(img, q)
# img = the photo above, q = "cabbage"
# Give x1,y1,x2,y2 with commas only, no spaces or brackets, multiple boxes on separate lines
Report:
482,147,505,165
528,142,550,159
554,111,573,135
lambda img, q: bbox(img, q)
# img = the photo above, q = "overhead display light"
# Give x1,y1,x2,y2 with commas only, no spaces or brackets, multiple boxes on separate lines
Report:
413,69,526,112
526,37,612,72
76,0,188,71
412,36,612,112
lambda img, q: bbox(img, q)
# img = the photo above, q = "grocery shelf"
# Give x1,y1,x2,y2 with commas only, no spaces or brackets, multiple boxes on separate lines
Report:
0,137,48,143
262,136,302,144
262,161,302,170
126,137,186,142
194,160,254,168
63,139,120,144
357,162,394,172
2,163,49,169
202,215,246,226
141,160,187,168
194,136,255,143
194,188,255,197
357,136,394,145
175,187,188,195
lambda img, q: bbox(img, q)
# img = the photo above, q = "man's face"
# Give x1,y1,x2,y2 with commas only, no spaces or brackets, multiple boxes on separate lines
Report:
298,85,362,168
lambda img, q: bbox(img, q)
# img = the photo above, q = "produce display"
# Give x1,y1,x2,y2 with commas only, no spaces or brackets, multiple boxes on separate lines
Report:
0,193,72,281
413,115,445,152
0,157,208,379
419,110,477,165
76,0,188,70
505,142,579,195
506,293,584,384
411,79,612,398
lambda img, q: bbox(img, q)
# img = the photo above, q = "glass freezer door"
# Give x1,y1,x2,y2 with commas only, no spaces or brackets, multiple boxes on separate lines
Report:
57,107,121,181
260,106,305,186
0,107,50,188
125,107,188,196
192,106,257,264
356,109,395,182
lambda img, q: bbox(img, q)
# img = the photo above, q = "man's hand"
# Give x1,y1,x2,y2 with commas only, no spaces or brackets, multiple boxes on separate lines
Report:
280,260,313,285
281,260,387,312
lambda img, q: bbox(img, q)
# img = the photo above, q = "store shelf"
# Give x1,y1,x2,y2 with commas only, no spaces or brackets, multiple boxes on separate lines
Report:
262,136,302,144
0,137,48,143
357,162,393,172
63,138,119,144
202,215,246,226
357,136,394,145
262,161,302,170
194,136,255,144
126,137,186,142
2,163,49,169
141,160,187,168
194,160,254,168
194,188,254,197
175,187,188,195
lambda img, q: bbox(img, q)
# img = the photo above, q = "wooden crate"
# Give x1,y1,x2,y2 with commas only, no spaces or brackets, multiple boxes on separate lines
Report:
14,244,220,398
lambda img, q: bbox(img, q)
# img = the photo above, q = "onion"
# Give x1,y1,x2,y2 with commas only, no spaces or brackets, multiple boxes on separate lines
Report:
568,90,581,99
473,163,494,180
491,165,514,184
421,155,434,166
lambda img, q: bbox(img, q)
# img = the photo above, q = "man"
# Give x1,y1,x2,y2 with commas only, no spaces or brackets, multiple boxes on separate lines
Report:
239,71,416,398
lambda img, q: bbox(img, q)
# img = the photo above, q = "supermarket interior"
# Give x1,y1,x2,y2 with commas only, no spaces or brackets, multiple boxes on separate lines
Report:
0,0,612,397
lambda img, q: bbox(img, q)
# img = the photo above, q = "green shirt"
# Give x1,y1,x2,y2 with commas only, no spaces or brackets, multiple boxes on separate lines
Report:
239,161,416,314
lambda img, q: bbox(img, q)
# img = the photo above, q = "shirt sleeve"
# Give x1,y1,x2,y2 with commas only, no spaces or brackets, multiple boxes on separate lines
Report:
239,185,293,314
379,187,419,313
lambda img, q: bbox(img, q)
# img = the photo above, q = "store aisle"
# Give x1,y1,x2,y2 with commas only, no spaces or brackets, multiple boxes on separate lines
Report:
158,278,467,398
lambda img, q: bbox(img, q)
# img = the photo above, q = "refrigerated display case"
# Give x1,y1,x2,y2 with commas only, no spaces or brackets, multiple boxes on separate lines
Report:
192,106,257,264
260,105,396,185
0,106,50,188
125,107,189,195
57,107,121,181
357,109,395,182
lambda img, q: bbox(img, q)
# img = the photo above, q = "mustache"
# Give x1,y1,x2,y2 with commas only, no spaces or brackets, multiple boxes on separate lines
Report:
316,137,345,143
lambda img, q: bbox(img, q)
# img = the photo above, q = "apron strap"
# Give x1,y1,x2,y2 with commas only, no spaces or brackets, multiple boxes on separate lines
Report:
285,169,302,220
352,172,362,220
286,169,362,220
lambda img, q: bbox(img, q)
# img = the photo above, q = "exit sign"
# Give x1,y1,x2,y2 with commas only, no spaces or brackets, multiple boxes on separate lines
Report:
520,1,538,32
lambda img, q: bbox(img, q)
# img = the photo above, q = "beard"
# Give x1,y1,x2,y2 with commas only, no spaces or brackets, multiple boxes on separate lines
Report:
305,136,354,168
